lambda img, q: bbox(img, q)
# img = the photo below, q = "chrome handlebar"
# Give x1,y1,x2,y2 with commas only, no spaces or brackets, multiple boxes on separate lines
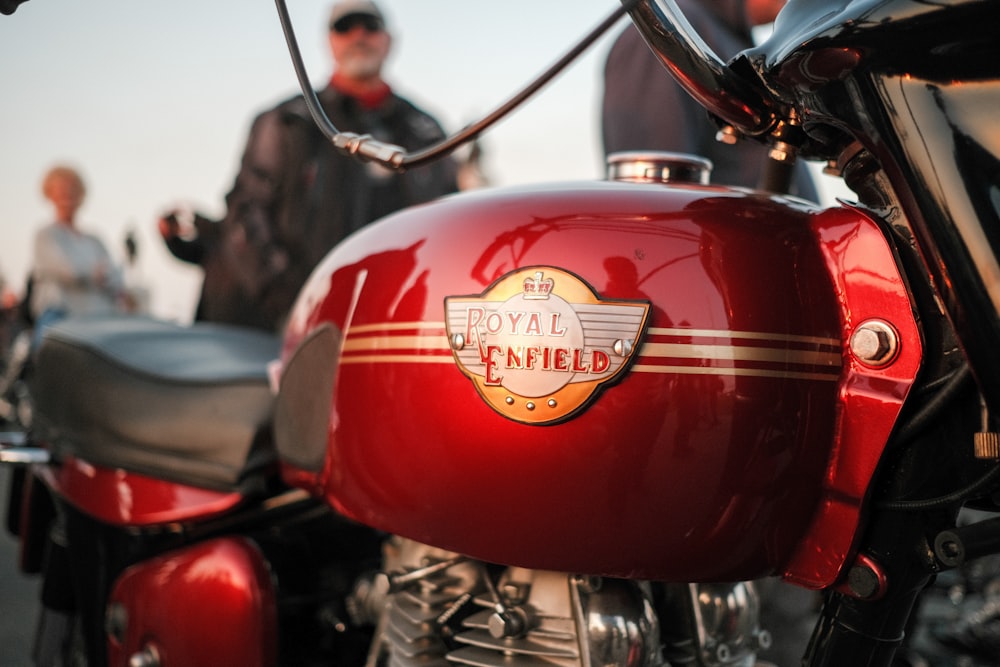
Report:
622,0,778,137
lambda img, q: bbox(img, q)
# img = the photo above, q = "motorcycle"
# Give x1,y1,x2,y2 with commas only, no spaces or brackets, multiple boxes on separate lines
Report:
3,0,1000,665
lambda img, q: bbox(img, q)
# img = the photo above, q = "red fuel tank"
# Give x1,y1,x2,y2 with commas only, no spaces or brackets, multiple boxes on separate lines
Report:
274,179,921,588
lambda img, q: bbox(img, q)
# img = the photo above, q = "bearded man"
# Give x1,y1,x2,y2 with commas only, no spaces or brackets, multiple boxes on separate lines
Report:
159,0,457,332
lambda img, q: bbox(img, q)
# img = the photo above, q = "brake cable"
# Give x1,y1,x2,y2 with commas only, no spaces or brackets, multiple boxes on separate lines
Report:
273,0,638,169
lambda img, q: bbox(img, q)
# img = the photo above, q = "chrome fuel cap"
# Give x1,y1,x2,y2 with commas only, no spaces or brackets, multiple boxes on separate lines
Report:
606,151,713,185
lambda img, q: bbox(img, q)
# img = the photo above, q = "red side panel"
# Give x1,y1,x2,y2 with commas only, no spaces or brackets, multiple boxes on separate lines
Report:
106,537,277,667
37,456,242,526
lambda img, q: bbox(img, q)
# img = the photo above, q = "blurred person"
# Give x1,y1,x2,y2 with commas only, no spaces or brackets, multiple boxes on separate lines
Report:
0,265,17,312
120,228,150,314
0,264,19,338
29,165,127,347
0,264,20,363
156,209,220,323
602,0,817,200
159,0,458,332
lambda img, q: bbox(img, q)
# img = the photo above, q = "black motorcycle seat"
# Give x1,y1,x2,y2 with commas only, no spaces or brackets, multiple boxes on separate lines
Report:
31,315,280,491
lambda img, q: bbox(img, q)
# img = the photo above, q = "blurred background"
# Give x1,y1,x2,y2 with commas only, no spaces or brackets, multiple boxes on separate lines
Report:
0,0,847,323
0,0,641,321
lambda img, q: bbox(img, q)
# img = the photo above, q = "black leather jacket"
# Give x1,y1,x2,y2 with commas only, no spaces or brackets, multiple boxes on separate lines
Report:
172,86,458,332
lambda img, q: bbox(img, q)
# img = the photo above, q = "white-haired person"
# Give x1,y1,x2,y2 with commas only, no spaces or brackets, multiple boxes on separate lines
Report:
29,164,125,347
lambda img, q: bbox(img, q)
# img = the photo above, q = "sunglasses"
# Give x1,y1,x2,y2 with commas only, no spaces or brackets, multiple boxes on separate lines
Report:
330,14,384,34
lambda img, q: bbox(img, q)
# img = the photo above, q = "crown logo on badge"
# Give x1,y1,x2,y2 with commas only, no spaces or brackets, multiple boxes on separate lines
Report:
522,271,554,300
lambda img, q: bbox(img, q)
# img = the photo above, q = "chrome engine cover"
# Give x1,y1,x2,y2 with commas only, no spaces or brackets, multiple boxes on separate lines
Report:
357,538,766,667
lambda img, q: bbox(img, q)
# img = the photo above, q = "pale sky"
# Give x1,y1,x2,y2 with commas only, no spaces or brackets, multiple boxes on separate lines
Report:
0,1,845,322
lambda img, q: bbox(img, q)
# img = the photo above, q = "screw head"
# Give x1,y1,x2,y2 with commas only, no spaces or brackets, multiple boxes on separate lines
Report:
847,564,882,599
768,141,796,163
613,339,633,357
850,320,899,366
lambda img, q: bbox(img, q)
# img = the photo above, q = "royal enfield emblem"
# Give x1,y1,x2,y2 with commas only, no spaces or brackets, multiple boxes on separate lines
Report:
445,267,650,424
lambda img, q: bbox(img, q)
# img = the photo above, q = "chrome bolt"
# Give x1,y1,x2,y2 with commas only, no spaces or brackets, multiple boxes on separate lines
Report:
547,399,557,408
526,402,535,411
716,125,741,145
768,140,796,163
450,333,466,350
614,339,633,357
488,609,527,639
850,320,899,366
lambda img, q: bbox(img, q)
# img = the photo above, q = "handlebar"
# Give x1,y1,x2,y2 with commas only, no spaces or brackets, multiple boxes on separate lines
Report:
622,0,779,137
0,0,30,15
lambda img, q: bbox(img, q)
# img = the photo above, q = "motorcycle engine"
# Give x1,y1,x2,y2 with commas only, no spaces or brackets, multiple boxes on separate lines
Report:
351,538,768,667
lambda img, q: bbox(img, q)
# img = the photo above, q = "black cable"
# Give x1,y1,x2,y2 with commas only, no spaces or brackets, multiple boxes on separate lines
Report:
401,1,639,168
274,0,337,145
875,364,998,511
274,0,639,168
894,364,973,447
878,464,1000,511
